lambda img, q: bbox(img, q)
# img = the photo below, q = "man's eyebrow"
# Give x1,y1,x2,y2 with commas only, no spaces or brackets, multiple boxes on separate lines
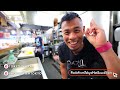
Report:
63,29,69,32
73,26,81,29
62,26,81,32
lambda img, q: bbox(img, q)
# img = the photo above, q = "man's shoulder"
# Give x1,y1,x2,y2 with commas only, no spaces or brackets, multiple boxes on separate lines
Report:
58,42,70,54
83,37,106,68
38,36,42,39
83,36,91,45
59,42,66,46
83,36,95,49
36,36,42,38
59,42,68,49
35,36,42,40
58,42,70,62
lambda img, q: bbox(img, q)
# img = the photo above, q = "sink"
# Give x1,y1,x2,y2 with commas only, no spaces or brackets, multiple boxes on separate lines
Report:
0,57,47,79
9,70,43,79
0,57,45,79
15,57,38,65
8,57,41,78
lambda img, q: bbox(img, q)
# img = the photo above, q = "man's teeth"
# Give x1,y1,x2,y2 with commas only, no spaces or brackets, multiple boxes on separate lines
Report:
70,42,77,44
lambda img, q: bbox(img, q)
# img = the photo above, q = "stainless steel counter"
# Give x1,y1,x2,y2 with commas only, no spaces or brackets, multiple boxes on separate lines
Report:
0,57,47,79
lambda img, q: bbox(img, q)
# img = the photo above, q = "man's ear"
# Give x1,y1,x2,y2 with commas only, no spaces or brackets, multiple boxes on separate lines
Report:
83,26,85,33
82,26,86,36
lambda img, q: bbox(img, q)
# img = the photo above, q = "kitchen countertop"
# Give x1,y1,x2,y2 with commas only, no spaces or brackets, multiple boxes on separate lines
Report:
17,47,35,59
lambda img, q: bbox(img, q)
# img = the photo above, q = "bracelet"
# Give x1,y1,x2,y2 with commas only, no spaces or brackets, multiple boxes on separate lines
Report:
96,42,112,53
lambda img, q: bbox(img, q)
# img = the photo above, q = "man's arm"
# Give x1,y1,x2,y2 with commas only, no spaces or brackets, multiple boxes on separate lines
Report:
59,62,68,79
100,48,120,79
85,19,120,79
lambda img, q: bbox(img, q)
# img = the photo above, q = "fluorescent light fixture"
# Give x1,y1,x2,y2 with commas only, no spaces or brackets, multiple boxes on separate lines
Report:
11,30,16,35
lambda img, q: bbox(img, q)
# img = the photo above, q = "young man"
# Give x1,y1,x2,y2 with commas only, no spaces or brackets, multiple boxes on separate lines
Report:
34,33,44,62
58,12,120,79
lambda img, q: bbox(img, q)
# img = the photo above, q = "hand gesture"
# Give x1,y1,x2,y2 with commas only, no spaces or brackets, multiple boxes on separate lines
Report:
85,19,107,48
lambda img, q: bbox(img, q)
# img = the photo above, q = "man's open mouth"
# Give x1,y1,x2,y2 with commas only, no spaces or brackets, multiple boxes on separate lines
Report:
68,41,78,48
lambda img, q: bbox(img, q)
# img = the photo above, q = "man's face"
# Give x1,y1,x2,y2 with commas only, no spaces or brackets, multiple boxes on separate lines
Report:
61,17,85,51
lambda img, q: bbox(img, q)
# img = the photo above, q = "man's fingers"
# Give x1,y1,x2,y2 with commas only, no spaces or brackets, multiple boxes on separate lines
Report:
88,26,96,34
90,19,103,33
85,28,97,37
90,20,93,27
91,19,97,26
90,19,98,29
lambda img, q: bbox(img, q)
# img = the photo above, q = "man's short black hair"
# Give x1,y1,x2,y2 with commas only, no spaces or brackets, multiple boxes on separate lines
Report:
60,12,82,28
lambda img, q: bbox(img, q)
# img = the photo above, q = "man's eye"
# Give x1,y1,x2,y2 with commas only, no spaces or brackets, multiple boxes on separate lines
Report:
75,30,80,33
64,32,69,35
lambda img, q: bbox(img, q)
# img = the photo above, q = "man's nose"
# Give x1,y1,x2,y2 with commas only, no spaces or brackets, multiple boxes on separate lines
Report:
69,33,77,40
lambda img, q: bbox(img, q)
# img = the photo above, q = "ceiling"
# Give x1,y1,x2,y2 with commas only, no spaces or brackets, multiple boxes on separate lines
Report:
1,11,86,28
1,11,24,28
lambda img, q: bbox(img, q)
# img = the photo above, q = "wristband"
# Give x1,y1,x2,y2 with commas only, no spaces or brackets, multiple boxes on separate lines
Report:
96,42,112,53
